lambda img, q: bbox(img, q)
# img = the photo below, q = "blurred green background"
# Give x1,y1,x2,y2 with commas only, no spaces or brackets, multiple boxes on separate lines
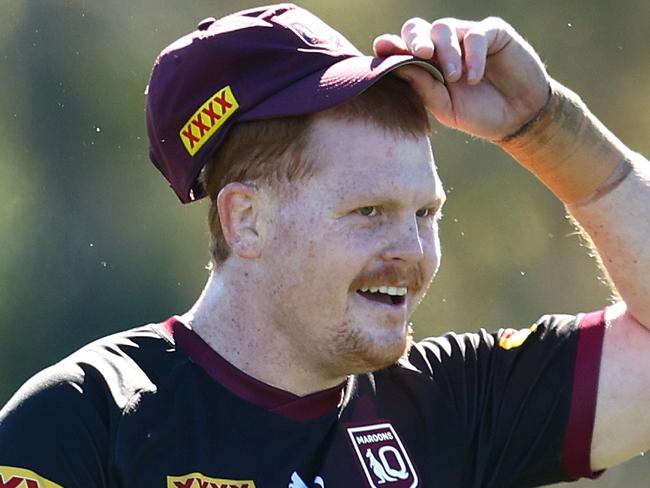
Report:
1,0,648,485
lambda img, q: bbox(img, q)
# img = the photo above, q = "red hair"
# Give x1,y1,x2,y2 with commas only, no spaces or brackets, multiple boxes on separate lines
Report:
201,75,430,265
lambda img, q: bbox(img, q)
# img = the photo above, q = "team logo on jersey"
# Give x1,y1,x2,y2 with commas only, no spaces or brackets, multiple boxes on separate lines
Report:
498,323,539,350
288,471,325,488
179,85,239,156
0,466,62,488
166,472,255,488
346,423,418,488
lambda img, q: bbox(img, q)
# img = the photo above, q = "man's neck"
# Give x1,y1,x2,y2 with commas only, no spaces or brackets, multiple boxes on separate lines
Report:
181,270,346,397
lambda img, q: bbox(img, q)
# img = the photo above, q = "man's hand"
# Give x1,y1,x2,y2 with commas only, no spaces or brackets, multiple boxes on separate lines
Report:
374,17,549,140
377,15,650,475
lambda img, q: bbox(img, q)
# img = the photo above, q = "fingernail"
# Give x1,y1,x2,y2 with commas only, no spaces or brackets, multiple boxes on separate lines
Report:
445,63,458,80
468,69,479,83
413,43,430,56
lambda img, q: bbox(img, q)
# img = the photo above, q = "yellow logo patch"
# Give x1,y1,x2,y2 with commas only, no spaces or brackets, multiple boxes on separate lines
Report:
179,85,239,156
0,466,62,488
167,472,256,488
498,323,539,350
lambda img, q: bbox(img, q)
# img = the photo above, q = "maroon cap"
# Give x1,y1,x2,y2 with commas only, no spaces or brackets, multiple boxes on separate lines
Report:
145,3,443,203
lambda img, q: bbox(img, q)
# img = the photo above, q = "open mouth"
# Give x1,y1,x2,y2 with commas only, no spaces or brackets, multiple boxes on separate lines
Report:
356,286,407,306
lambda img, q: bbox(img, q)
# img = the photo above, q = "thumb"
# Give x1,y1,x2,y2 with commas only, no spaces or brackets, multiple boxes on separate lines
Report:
394,65,453,126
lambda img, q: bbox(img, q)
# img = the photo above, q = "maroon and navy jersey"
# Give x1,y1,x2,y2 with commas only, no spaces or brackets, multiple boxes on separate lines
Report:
0,312,605,487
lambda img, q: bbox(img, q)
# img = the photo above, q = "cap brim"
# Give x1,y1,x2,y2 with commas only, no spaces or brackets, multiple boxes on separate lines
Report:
178,55,442,203
241,54,443,121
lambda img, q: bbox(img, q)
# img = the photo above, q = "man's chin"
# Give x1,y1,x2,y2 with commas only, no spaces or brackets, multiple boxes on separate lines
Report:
345,331,413,374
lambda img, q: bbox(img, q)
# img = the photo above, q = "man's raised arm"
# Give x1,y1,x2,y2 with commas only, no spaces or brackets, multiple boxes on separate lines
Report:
374,16,650,471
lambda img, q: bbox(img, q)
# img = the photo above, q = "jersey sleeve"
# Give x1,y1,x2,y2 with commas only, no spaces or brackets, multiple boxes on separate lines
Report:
409,311,605,487
0,362,109,487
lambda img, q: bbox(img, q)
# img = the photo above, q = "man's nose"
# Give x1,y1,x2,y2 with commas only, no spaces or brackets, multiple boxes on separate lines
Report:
380,216,424,263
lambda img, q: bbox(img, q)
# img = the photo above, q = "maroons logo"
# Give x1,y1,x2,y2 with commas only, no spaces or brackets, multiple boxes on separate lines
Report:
279,9,358,54
346,423,418,488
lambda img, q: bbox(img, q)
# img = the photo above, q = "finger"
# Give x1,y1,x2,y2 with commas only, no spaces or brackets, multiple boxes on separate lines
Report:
400,17,435,59
373,34,410,57
463,27,488,85
429,18,463,82
394,65,453,124
463,18,511,85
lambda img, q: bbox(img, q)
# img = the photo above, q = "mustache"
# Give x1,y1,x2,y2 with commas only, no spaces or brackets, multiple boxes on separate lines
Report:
350,264,424,293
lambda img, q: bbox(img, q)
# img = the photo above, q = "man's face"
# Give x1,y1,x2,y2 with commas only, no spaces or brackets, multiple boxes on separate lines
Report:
257,116,444,379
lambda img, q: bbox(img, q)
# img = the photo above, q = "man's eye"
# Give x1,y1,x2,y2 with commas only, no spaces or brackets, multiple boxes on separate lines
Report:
416,208,431,218
357,206,378,217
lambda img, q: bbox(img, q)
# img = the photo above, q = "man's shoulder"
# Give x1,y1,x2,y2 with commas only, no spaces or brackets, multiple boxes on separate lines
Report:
67,321,189,403
412,313,577,359
378,313,581,387
0,322,181,481
1,319,186,420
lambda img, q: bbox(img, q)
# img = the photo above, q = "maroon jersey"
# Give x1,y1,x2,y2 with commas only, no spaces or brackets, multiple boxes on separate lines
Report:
0,312,605,487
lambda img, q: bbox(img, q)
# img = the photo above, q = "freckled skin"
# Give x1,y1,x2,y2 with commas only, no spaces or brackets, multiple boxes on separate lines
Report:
255,117,445,380
187,115,446,395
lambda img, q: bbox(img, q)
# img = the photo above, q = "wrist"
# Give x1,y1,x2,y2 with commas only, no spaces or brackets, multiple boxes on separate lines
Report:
495,80,631,204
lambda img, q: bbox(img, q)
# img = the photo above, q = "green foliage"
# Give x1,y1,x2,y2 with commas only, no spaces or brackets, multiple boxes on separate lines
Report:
1,1,648,484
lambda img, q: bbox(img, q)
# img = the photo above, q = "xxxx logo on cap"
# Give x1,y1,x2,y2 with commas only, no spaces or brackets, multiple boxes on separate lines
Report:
179,86,239,156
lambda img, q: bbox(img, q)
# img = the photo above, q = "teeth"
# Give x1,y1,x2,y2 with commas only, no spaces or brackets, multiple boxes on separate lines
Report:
379,286,407,296
358,286,408,296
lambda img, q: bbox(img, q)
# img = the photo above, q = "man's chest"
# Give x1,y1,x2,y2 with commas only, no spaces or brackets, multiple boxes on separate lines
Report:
110,388,465,488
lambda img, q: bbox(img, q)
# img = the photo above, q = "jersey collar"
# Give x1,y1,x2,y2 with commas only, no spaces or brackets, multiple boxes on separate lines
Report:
159,316,349,421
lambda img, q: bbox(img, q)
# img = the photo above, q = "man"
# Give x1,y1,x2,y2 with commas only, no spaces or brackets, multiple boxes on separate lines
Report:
1,3,649,487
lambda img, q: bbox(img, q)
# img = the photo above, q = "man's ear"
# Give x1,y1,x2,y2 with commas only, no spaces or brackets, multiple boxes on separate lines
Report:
217,182,263,259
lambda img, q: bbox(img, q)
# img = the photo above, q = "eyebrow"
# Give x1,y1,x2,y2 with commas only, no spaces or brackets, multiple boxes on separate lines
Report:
351,193,446,211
